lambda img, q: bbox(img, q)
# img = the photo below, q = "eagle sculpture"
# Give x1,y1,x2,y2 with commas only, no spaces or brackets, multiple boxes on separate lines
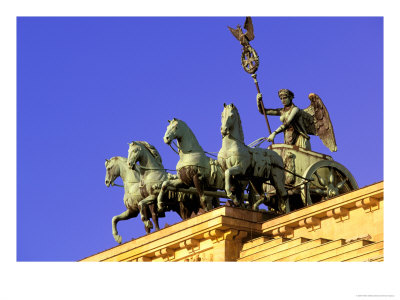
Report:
228,16,255,47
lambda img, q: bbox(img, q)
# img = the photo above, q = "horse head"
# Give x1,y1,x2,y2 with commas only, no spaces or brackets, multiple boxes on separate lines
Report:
127,141,142,169
105,158,119,187
221,103,238,137
164,118,182,145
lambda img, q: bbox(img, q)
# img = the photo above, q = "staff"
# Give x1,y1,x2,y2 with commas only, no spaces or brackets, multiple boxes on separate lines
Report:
228,16,273,137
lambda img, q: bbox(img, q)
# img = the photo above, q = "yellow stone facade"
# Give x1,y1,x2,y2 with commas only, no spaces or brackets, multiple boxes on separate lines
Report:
80,181,383,262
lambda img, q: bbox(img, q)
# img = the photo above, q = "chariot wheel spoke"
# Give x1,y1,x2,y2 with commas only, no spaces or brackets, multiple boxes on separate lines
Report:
309,187,327,196
328,167,334,185
336,177,349,190
314,171,326,187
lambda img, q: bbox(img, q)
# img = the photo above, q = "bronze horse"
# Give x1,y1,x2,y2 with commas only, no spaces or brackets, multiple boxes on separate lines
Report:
105,156,159,243
218,103,289,212
157,119,222,212
127,141,203,225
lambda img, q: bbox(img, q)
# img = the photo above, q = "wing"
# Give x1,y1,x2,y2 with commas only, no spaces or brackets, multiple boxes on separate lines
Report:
228,26,240,41
244,16,254,41
303,93,337,152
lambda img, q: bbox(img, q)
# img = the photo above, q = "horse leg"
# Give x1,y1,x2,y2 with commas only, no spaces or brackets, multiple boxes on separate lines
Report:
224,165,246,206
180,193,200,219
204,196,214,211
179,201,188,220
139,197,154,233
270,168,289,213
174,201,188,220
157,179,169,212
148,202,160,231
112,208,138,244
248,179,265,211
193,174,212,211
211,196,220,209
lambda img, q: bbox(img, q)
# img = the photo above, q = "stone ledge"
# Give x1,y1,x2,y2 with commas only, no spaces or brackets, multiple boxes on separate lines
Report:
80,206,267,262
80,181,383,262
262,182,383,241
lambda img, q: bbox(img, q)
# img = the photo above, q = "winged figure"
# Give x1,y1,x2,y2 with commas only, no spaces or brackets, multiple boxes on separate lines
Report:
303,93,337,152
228,16,255,47
256,90,337,152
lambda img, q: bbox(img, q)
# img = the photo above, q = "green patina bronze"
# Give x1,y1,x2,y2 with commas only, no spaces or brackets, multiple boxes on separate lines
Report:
105,157,143,244
218,103,289,212
103,17,360,242
257,90,337,152
126,141,207,234
157,118,223,212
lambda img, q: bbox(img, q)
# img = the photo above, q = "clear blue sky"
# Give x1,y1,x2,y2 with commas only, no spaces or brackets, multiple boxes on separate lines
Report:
17,17,383,261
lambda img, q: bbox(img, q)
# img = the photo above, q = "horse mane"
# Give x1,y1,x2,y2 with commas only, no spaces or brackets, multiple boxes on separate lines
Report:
106,156,126,166
108,156,129,169
135,141,163,164
108,156,140,181
111,156,127,162
174,119,204,150
231,105,245,142
177,119,196,140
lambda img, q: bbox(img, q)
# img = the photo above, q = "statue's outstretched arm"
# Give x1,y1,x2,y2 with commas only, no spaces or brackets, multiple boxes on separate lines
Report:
256,93,280,115
264,108,281,115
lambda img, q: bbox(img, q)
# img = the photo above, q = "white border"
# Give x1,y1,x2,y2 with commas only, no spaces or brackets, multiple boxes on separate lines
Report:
1,1,398,299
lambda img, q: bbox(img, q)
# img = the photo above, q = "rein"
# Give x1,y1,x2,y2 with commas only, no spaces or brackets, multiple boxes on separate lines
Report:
169,141,180,155
271,163,313,182
137,165,177,172
222,132,248,147
111,183,124,188
169,140,218,159
110,180,140,188
223,133,312,182
247,137,269,148
204,151,218,158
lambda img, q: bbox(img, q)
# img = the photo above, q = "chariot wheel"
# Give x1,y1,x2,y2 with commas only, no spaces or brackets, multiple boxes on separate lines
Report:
301,160,358,206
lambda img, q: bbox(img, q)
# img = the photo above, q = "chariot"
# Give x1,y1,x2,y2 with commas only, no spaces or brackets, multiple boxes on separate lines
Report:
263,143,358,211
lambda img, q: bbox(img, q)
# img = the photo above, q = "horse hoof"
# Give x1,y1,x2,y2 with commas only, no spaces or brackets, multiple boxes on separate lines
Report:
145,220,154,230
114,235,122,244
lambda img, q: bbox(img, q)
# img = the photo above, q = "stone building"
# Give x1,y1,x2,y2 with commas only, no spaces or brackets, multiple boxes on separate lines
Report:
81,181,383,262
